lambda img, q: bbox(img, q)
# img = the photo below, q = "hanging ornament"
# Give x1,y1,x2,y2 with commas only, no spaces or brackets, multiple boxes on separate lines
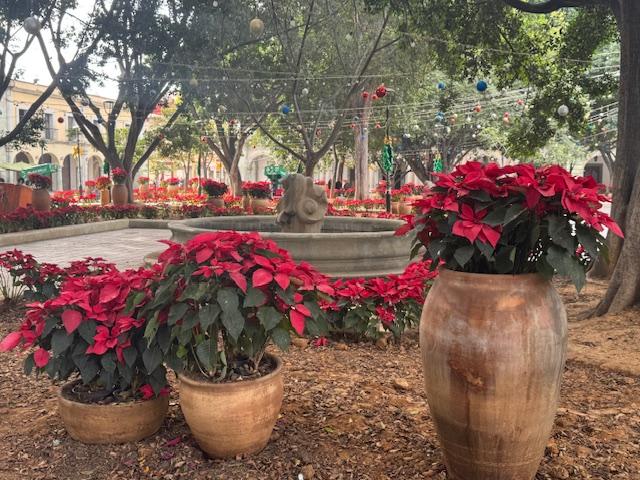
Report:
372,94,379,101
382,137,394,174
350,123,356,129
465,115,472,123
212,1,218,6
353,115,360,122
413,124,420,131
316,129,322,137
375,122,382,129
249,18,265,36
158,133,165,140
476,80,488,92
516,99,524,106
435,112,445,123
432,154,443,173
301,87,309,96
218,105,227,114
503,113,510,124
375,84,387,98
200,135,208,143
437,81,446,90
57,116,64,124
362,91,369,99
557,104,570,117
281,104,291,115
474,104,482,113
491,113,497,120
445,126,452,134
472,133,477,139
23,17,41,35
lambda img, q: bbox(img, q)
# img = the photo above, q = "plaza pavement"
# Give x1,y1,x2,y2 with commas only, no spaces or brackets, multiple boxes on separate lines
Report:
4,229,171,268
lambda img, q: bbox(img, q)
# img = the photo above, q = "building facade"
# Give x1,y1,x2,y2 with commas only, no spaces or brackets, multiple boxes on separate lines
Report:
0,80,130,190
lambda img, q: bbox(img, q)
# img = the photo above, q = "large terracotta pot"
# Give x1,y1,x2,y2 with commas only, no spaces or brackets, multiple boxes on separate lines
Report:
399,201,412,215
100,188,110,206
58,382,169,444
179,354,283,459
251,198,271,212
31,189,51,211
391,201,401,214
420,269,567,480
208,197,224,209
111,184,128,205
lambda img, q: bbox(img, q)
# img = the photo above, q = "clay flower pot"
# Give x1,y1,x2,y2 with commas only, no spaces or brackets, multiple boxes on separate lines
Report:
391,201,401,214
251,198,271,212
31,189,51,211
167,184,179,196
179,354,284,458
420,270,567,480
139,183,149,194
100,188,110,206
399,202,412,215
208,197,224,209
58,382,169,444
242,194,251,210
111,184,128,205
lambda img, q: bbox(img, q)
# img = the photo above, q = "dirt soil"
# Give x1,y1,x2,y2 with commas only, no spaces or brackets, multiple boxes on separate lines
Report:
0,280,639,480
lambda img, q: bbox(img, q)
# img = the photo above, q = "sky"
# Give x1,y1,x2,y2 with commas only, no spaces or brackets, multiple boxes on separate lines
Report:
16,2,119,98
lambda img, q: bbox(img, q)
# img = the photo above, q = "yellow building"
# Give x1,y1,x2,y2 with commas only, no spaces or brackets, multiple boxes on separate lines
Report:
0,80,130,190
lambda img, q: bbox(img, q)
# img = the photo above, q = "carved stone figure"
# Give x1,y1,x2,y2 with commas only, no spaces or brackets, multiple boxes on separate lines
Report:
276,174,328,233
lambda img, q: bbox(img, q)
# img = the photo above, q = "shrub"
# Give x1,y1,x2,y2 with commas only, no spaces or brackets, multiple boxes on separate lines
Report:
398,162,623,291
201,179,228,198
139,231,333,381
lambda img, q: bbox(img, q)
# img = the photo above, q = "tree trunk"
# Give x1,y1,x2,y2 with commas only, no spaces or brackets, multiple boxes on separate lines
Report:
304,157,316,177
229,167,242,197
595,0,640,314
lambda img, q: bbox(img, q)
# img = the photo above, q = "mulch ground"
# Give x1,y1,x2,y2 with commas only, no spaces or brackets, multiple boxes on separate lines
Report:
0,280,639,480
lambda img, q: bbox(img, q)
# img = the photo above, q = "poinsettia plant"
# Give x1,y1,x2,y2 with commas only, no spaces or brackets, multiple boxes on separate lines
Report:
397,161,623,291
139,231,333,382
95,176,112,190
243,181,272,199
0,267,169,400
201,179,228,198
166,177,181,186
111,167,127,185
28,173,52,190
138,176,150,185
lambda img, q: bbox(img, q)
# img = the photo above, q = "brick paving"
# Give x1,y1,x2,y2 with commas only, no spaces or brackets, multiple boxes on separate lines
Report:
4,229,171,268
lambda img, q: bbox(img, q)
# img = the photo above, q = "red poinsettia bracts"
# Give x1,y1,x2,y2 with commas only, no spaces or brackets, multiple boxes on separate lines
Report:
397,161,623,291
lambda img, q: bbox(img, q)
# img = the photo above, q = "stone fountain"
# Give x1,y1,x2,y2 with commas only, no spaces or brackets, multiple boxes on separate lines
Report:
164,174,412,278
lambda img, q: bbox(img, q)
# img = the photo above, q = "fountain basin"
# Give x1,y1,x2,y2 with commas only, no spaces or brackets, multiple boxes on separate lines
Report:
166,216,412,278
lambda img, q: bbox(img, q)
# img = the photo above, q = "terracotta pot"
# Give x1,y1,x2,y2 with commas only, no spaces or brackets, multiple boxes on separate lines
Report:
139,183,149,194
179,354,284,458
251,198,270,212
58,382,169,444
208,197,224,209
420,270,567,480
399,202,412,215
391,201,400,214
31,188,51,211
111,184,128,205
242,194,251,210
167,184,180,195
100,188,110,206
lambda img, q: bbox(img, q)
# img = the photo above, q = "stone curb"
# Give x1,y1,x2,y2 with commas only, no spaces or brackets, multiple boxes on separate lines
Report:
0,219,170,248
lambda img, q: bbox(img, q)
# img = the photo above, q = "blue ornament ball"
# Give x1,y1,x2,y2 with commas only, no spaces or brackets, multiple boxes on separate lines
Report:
476,80,488,92
281,104,291,115
437,81,446,90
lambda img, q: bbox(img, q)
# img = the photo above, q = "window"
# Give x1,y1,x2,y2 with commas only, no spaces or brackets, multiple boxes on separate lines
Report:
43,113,54,140
18,109,27,122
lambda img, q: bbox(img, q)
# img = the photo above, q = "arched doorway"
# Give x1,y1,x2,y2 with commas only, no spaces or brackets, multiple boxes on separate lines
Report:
87,155,103,181
14,151,34,164
62,155,73,190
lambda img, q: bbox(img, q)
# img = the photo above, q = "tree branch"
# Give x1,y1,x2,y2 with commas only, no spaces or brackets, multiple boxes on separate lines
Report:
503,0,598,13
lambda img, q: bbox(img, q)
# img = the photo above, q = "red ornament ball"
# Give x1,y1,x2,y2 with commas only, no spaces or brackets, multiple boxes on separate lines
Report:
474,104,482,113
158,133,165,140
375,84,387,98
57,116,64,124
362,91,369,99
372,94,379,101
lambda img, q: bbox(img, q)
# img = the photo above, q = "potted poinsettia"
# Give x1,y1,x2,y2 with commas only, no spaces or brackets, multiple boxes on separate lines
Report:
398,161,623,480
139,231,333,458
95,175,112,206
111,167,128,205
245,181,272,212
201,179,228,208
390,184,412,215
0,267,169,444
166,177,181,196
137,176,150,194
28,173,52,211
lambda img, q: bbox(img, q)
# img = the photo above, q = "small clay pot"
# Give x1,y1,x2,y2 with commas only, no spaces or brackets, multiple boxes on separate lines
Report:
208,197,225,209
399,202,413,215
31,188,51,211
179,354,283,458
111,184,128,205
138,183,149,194
242,194,251,210
58,382,169,444
251,198,271,212
100,188,110,206
391,201,401,215
167,184,180,196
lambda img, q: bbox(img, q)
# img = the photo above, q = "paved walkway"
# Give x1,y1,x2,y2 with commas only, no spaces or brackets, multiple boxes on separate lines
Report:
4,229,171,268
